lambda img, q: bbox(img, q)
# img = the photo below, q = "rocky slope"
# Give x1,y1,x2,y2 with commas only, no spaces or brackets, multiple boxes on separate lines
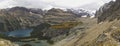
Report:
45,8,76,23
53,0,120,46
0,7,44,32
96,0,119,23
31,21,82,43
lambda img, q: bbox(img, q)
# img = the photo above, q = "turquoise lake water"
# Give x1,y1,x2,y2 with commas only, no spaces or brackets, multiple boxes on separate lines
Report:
2,29,51,46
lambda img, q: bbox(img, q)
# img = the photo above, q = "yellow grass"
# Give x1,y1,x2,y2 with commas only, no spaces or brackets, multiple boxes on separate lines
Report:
51,22,82,29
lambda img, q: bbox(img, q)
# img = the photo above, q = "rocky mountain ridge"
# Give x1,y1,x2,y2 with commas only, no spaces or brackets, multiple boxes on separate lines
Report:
96,0,120,23
0,7,94,32
0,7,44,31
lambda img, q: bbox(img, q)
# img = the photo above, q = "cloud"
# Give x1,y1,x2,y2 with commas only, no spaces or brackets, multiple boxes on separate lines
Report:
0,0,112,10
78,0,111,11
0,0,13,8
0,0,53,9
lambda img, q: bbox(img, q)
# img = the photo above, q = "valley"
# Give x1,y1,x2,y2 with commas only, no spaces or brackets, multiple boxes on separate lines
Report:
0,0,120,46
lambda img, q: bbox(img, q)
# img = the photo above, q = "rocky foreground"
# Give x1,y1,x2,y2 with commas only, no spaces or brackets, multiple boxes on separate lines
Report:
0,38,18,46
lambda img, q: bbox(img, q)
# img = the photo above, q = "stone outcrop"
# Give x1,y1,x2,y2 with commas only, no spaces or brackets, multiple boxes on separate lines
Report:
96,0,120,23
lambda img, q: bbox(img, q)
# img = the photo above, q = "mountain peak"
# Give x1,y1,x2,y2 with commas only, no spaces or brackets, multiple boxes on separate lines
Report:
8,6,29,12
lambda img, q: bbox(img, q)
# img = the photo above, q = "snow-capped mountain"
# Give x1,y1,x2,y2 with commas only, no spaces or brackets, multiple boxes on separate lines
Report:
66,8,95,18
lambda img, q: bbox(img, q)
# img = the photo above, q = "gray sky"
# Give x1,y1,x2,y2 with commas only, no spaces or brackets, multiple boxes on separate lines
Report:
0,0,112,10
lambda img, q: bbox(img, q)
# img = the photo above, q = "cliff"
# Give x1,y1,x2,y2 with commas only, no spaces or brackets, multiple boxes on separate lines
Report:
96,0,120,23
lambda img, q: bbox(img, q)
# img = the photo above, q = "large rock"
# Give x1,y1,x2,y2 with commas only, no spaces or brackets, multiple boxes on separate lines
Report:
96,0,120,23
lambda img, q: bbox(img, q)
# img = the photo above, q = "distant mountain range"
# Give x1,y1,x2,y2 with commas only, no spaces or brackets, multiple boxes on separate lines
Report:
66,8,95,17
0,6,95,32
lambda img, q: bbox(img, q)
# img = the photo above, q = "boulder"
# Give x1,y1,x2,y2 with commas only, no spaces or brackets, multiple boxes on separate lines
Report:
0,39,19,46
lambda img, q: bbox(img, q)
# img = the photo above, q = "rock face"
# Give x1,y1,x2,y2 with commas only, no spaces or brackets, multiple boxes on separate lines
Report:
96,0,120,23
0,39,19,46
0,7,44,31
